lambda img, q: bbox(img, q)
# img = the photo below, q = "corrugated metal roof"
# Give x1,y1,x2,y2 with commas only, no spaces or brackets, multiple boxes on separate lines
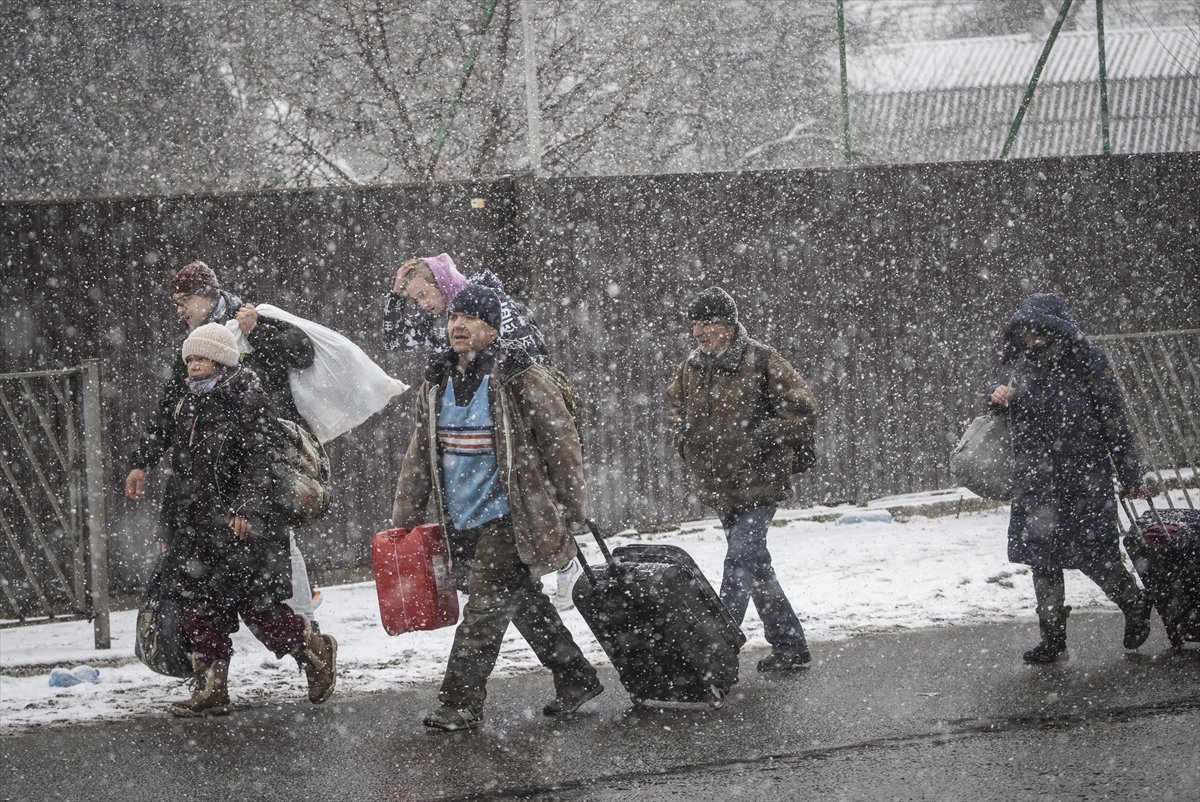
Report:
849,76,1200,163
849,27,1200,92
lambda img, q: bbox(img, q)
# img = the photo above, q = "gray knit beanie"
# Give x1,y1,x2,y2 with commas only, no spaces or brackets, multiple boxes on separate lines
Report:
181,323,240,367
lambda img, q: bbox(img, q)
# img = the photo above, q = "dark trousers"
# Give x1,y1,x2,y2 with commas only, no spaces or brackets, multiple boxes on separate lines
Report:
716,502,808,654
182,599,306,661
440,518,596,709
1031,563,1143,619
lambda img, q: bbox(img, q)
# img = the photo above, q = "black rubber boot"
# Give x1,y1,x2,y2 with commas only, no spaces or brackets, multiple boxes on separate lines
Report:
1122,592,1152,650
1023,606,1071,664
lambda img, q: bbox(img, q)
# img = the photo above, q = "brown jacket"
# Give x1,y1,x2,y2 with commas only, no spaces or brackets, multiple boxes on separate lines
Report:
391,344,586,576
666,326,819,507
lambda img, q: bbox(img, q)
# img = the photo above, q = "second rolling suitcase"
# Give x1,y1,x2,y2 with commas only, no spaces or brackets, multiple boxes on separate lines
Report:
572,520,745,708
1124,506,1200,649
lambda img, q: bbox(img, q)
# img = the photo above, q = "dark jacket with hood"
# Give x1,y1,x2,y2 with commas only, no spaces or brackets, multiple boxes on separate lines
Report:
130,290,315,470
988,293,1142,569
666,324,819,508
159,365,291,606
391,341,585,576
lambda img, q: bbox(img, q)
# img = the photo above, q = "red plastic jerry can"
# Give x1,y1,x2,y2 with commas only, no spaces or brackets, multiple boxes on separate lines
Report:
371,524,460,635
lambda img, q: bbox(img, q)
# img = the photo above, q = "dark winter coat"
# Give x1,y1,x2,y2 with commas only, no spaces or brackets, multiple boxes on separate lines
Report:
381,270,551,364
666,325,819,508
130,290,315,470
391,342,586,576
988,293,1142,570
159,366,291,607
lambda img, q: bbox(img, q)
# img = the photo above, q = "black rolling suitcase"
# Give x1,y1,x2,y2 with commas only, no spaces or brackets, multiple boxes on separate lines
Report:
1123,505,1200,649
572,520,745,708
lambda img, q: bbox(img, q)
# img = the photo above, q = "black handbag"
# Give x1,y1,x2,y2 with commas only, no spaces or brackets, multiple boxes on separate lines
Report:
949,412,1013,500
950,373,1016,501
134,554,193,678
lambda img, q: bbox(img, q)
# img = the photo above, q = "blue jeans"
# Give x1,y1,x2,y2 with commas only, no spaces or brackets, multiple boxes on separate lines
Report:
716,503,808,655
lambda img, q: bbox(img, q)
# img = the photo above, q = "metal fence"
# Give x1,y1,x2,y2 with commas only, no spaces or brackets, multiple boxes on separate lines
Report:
0,361,110,645
1096,329,1200,511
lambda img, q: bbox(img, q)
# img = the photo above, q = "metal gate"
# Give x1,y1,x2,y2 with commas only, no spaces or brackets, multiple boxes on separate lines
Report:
1096,329,1200,511
0,360,110,648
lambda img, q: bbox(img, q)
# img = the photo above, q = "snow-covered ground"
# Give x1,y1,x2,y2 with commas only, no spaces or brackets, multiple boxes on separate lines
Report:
0,493,1170,733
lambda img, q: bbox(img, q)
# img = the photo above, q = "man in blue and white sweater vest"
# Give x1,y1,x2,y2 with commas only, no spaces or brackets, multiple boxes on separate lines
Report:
391,285,601,732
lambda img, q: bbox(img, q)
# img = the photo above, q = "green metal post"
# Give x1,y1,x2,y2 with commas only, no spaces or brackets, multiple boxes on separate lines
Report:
428,0,500,179
1000,0,1076,159
1095,0,1112,154
836,0,853,165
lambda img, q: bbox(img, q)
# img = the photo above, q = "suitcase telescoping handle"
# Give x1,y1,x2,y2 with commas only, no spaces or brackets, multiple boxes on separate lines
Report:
574,519,617,588
1118,492,1172,537
1118,495,1143,535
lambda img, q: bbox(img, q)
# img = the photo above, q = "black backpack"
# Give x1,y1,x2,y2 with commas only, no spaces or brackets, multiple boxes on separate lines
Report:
753,346,817,475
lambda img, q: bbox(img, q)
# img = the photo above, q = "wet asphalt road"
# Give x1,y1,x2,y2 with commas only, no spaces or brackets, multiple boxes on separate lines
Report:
3,611,1198,802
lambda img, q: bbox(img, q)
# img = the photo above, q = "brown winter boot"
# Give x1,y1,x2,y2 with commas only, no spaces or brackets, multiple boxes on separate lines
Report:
293,625,337,704
168,656,231,717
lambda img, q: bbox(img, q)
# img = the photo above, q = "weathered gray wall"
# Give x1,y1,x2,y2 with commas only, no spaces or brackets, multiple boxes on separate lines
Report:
518,154,1199,525
2,153,1197,596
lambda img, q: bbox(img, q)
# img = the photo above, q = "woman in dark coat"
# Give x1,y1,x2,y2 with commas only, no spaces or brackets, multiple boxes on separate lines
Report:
988,293,1151,664
160,323,337,716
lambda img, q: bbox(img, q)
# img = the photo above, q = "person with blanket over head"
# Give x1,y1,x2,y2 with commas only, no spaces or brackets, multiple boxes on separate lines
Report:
987,292,1151,664
382,252,549,363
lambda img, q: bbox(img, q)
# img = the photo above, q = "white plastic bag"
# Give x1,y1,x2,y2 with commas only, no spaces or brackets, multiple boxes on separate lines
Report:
226,304,408,443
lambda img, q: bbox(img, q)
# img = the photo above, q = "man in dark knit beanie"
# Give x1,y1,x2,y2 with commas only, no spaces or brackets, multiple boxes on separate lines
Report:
667,286,821,678
392,278,601,732
169,261,221,299
448,284,503,333
687,286,739,328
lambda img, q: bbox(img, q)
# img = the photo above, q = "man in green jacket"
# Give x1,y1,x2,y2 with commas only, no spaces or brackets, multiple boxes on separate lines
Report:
391,285,601,731
667,287,820,672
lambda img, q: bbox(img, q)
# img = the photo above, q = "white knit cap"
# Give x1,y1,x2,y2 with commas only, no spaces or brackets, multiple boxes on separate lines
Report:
181,323,240,367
